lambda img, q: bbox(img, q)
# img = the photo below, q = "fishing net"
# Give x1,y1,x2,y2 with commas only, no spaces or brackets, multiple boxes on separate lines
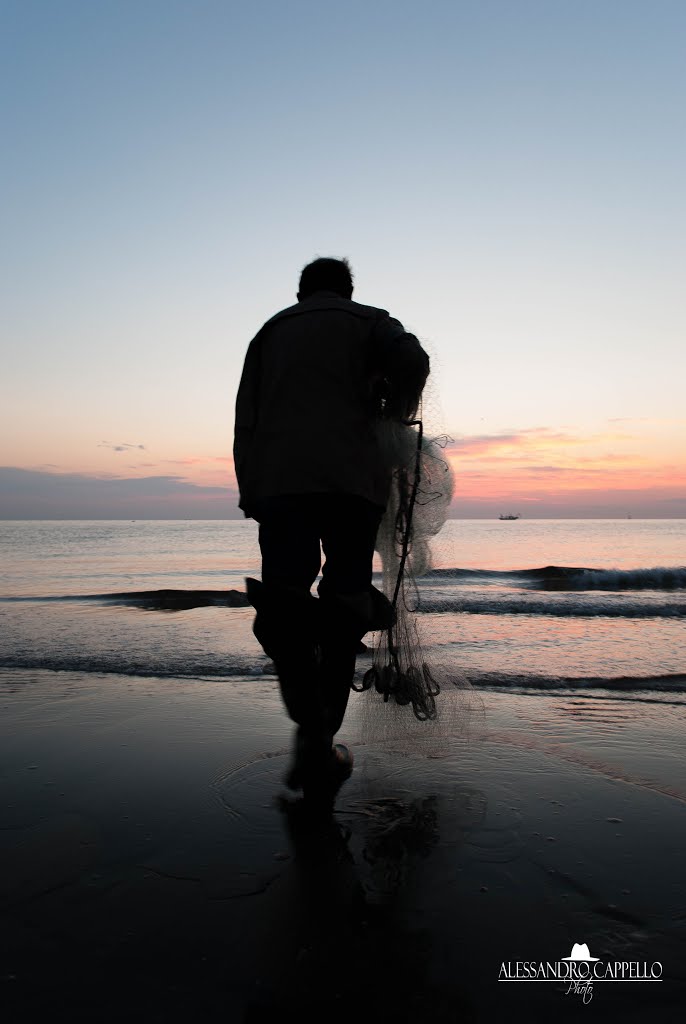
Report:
352,359,481,750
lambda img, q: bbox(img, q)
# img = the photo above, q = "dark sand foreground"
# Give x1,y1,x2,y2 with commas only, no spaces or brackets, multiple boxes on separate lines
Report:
1,669,685,1022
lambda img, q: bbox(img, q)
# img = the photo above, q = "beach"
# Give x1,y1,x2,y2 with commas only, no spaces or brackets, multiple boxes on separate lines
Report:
2,667,685,1022
1,519,685,1020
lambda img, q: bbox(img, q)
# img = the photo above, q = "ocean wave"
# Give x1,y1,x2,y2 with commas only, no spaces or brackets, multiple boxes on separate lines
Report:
3,585,684,618
556,566,686,590
418,595,685,617
425,565,686,590
464,670,686,694
0,651,267,679
4,566,684,608
2,657,685,699
0,588,251,610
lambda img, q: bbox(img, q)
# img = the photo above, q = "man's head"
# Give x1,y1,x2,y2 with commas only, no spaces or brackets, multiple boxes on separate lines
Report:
297,257,354,301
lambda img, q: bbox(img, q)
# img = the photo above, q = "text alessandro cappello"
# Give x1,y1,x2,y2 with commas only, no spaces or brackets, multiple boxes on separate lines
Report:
499,961,663,981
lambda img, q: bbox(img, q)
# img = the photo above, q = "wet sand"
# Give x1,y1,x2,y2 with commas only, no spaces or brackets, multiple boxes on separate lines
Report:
1,669,685,1022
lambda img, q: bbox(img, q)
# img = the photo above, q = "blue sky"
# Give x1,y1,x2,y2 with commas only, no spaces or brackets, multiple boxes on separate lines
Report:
1,0,684,516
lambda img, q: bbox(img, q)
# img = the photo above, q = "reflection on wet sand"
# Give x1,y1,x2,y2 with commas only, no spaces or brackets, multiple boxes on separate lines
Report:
240,777,487,1022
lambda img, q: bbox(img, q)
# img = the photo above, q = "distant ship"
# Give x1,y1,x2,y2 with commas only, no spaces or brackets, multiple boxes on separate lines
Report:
499,513,520,520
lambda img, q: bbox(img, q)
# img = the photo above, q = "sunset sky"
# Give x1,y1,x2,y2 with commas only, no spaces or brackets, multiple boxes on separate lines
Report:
2,0,684,518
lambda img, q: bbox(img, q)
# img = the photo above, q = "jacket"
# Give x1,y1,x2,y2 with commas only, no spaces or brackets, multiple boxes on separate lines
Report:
233,291,429,517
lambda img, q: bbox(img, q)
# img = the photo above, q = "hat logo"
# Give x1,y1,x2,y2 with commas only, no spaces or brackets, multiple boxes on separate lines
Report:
562,943,600,962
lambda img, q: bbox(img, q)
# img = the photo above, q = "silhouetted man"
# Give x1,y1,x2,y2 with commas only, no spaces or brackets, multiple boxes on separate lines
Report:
234,257,429,807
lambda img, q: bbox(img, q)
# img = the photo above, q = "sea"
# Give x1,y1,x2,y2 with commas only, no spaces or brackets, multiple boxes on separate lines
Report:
1,519,684,703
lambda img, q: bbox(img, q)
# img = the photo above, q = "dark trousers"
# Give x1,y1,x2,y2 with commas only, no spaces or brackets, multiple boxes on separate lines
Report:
253,493,384,740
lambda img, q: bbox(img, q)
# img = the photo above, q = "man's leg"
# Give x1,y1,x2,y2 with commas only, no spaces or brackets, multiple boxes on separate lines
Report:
317,495,385,737
252,496,323,735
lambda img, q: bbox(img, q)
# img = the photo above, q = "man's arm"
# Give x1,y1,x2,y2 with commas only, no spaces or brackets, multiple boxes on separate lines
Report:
371,315,430,421
233,330,263,501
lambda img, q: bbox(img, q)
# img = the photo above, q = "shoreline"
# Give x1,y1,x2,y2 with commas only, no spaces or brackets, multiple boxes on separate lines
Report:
1,669,685,1020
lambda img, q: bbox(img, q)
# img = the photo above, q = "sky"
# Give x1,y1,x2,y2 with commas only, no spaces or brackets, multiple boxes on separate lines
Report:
1,0,684,518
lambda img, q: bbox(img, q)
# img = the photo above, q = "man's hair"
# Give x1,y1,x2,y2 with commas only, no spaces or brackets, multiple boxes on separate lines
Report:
298,257,354,300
